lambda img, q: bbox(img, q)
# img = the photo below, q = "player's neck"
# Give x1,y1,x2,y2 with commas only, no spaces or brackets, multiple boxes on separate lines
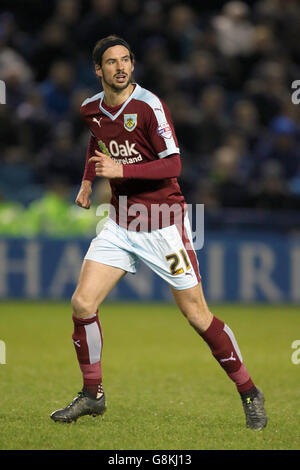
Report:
103,83,134,108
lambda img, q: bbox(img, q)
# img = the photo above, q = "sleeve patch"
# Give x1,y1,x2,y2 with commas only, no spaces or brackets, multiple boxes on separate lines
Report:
157,122,173,139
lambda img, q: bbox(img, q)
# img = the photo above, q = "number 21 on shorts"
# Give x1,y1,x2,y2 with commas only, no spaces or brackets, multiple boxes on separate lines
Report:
166,249,191,275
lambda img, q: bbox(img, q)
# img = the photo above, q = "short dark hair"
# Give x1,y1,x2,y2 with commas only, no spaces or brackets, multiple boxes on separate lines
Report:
92,35,135,67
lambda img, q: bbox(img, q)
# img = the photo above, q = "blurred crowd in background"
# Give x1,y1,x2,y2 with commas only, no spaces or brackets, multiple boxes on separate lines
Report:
1,0,300,236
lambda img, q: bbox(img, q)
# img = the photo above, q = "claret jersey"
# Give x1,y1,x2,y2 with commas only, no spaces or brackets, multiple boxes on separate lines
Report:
80,83,185,230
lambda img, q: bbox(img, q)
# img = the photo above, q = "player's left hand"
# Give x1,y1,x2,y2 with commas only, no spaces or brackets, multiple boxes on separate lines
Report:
88,150,123,178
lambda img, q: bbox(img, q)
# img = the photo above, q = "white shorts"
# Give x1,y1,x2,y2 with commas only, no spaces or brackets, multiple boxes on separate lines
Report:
84,216,201,290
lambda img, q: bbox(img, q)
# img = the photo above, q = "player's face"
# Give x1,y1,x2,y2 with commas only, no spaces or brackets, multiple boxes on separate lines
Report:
96,45,134,92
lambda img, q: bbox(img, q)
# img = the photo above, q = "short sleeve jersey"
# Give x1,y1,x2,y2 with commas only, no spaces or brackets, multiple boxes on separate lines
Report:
80,83,185,229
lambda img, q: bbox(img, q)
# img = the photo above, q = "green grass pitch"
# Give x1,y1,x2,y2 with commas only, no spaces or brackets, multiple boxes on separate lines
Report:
0,301,299,450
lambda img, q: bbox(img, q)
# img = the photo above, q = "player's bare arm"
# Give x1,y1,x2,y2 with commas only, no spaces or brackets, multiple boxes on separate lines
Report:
75,179,92,209
89,150,124,178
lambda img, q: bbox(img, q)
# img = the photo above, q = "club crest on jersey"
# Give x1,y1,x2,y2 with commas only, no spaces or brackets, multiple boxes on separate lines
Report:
124,114,137,132
157,122,172,139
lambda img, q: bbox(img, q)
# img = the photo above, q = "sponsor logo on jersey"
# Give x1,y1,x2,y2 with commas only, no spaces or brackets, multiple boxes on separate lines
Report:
111,155,143,164
109,139,143,164
157,122,172,139
124,113,137,132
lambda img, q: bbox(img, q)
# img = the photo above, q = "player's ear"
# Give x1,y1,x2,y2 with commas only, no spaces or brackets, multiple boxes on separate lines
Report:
95,64,102,78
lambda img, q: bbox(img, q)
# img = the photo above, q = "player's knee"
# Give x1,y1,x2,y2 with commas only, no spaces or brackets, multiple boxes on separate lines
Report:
71,292,96,319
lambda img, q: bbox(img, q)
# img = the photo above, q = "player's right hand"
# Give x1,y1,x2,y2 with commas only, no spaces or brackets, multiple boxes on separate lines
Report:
75,181,92,209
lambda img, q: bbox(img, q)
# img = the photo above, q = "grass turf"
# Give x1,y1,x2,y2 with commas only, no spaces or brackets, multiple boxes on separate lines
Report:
0,301,299,450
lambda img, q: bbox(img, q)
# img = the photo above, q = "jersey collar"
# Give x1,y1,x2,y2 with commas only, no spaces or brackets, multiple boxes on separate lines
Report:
99,83,140,121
